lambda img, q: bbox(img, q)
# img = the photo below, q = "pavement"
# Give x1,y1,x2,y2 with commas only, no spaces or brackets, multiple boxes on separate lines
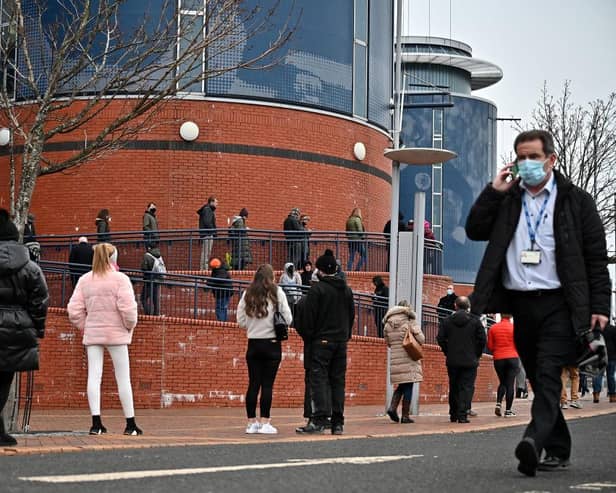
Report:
3,395,616,456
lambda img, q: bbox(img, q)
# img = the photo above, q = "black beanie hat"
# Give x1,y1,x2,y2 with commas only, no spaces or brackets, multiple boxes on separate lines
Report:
316,253,337,275
0,209,19,241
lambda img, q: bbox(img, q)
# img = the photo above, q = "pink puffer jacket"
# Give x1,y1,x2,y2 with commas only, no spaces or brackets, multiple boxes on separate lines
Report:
67,270,138,346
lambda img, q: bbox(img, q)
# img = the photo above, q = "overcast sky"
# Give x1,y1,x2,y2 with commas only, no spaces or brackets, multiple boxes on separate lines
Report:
402,0,616,162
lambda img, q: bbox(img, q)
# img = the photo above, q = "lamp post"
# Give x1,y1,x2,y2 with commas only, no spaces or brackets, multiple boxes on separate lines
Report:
384,2,458,414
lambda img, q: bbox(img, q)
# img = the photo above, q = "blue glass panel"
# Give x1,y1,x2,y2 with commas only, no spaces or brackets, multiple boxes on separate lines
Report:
368,0,392,129
399,95,496,283
207,0,353,115
353,43,367,117
354,0,368,42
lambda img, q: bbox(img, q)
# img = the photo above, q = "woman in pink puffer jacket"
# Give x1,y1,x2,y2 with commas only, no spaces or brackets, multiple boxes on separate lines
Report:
67,242,142,436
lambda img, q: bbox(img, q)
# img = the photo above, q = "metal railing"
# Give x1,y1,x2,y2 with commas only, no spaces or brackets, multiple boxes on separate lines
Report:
40,260,460,340
34,228,444,275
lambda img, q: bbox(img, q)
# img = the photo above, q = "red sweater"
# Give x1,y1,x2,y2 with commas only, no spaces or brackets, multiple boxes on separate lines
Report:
487,318,519,360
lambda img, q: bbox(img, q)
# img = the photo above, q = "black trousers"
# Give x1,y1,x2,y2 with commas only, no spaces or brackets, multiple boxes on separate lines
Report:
447,366,477,420
245,339,281,419
509,289,577,460
302,343,331,419
310,340,347,426
0,371,15,432
494,358,520,411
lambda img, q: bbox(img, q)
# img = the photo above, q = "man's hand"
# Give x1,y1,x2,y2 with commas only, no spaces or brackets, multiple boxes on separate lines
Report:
492,163,519,192
591,314,609,331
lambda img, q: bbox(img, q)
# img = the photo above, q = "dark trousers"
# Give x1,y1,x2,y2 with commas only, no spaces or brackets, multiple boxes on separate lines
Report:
141,280,160,315
447,366,477,420
510,290,577,460
494,358,520,411
0,371,15,431
310,340,347,426
245,339,281,419
302,344,332,419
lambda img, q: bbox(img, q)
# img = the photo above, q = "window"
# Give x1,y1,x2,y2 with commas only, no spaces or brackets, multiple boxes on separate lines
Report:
353,0,368,118
177,0,205,92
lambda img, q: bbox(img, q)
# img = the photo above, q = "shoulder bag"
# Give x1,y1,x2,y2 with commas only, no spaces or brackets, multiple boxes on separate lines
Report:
273,303,289,341
403,327,423,361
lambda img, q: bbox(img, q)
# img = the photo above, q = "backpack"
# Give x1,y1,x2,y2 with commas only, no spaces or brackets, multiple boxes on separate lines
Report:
147,252,167,275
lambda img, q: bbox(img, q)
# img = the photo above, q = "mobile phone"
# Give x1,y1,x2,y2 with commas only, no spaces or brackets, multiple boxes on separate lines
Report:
510,162,519,178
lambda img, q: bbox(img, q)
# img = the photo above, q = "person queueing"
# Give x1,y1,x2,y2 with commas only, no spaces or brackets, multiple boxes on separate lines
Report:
236,264,292,435
384,300,425,424
0,209,48,446
67,243,143,436
487,314,520,417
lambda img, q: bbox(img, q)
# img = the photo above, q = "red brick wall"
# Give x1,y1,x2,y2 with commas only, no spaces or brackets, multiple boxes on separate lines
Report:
32,309,498,409
0,100,392,236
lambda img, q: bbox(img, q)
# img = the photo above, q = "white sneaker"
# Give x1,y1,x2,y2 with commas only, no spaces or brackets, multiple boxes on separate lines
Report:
245,422,261,434
570,400,583,409
258,423,278,434
560,402,569,409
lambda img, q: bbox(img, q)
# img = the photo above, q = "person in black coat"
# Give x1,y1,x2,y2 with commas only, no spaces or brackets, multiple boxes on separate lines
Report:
141,246,164,315
206,258,233,322
437,284,457,319
372,275,389,337
68,236,94,288
297,252,354,435
465,129,610,476
283,208,303,269
592,323,616,403
437,296,486,424
95,209,111,243
0,209,48,446
197,196,218,270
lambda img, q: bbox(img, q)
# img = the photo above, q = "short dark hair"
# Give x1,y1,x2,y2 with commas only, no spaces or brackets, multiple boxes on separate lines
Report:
207,196,217,204
372,275,383,285
513,129,555,156
455,296,470,311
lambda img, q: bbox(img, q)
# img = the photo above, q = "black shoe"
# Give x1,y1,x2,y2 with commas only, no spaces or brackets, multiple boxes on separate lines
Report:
323,419,332,430
457,418,470,423
123,424,143,436
450,416,457,423
89,425,107,435
0,433,17,446
400,416,414,424
296,420,317,433
538,456,570,471
331,424,343,435
515,437,538,477
387,409,400,423
297,421,325,434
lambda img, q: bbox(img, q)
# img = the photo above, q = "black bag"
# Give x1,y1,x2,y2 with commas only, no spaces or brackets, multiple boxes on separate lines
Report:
273,303,289,341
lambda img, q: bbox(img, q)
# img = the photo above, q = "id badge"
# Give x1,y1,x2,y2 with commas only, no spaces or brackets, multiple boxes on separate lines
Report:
521,250,541,265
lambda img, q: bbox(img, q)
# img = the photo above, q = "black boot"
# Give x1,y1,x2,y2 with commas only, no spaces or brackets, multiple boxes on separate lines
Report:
387,389,402,423
0,416,17,446
400,399,414,424
89,415,107,435
124,417,143,436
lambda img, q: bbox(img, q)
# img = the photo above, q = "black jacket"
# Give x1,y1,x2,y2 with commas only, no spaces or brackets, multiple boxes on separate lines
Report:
0,241,49,372
206,266,232,301
141,248,163,280
283,215,303,238
301,275,355,342
465,170,610,336
437,309,486,368
603,324,616,360
197,204,217,237
68,242,94,277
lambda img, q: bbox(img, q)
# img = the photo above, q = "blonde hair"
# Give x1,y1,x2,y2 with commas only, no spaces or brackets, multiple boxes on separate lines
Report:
92,243,116,276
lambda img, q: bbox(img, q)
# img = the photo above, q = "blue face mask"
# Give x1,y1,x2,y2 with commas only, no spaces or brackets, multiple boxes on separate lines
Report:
517,159,548,186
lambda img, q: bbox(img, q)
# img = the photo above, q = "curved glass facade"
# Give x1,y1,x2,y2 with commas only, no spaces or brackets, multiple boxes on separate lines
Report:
19,0,392,129
399,94,497,284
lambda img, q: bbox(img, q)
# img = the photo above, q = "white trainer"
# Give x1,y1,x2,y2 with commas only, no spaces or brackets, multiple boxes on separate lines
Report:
258,423,278,434
569,400,583,409
245,422,261,434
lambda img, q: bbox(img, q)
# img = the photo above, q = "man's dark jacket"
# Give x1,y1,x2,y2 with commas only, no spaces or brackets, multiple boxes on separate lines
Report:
300,276,355,342
0,241,48,372
197,204,217,238
437,309,486,368
437,293,456,312
465,170,610,336
68,242,94,278
283,215,303,239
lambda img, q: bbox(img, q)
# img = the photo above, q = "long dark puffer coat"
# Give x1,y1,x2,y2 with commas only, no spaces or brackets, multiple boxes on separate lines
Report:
0,241,49,371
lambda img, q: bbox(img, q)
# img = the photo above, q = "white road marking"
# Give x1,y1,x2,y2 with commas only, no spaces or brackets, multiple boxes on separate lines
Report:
20,455,423,484
570,483,616,491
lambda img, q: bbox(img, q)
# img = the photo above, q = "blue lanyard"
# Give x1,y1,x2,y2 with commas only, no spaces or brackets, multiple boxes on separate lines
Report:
522,182,554,249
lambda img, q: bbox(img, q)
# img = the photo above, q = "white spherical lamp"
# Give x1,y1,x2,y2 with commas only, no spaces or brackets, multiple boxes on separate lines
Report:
179,121,199,142
0,128,11,146
353,142,366,161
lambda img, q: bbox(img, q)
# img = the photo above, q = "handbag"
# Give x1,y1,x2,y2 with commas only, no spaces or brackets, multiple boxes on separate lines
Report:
273,303,289,341
403,327,423,361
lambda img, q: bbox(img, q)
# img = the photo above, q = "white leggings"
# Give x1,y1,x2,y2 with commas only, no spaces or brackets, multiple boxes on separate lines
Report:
87,345,135,418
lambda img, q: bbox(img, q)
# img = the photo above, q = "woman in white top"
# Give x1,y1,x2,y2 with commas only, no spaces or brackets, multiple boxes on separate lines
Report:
237,264,292,434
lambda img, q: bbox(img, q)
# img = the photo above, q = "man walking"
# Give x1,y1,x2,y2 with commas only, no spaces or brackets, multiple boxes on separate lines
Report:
437,296,486,424
437,284,457,320
197,196,218,270
465,129,610,476
298,251,355,435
